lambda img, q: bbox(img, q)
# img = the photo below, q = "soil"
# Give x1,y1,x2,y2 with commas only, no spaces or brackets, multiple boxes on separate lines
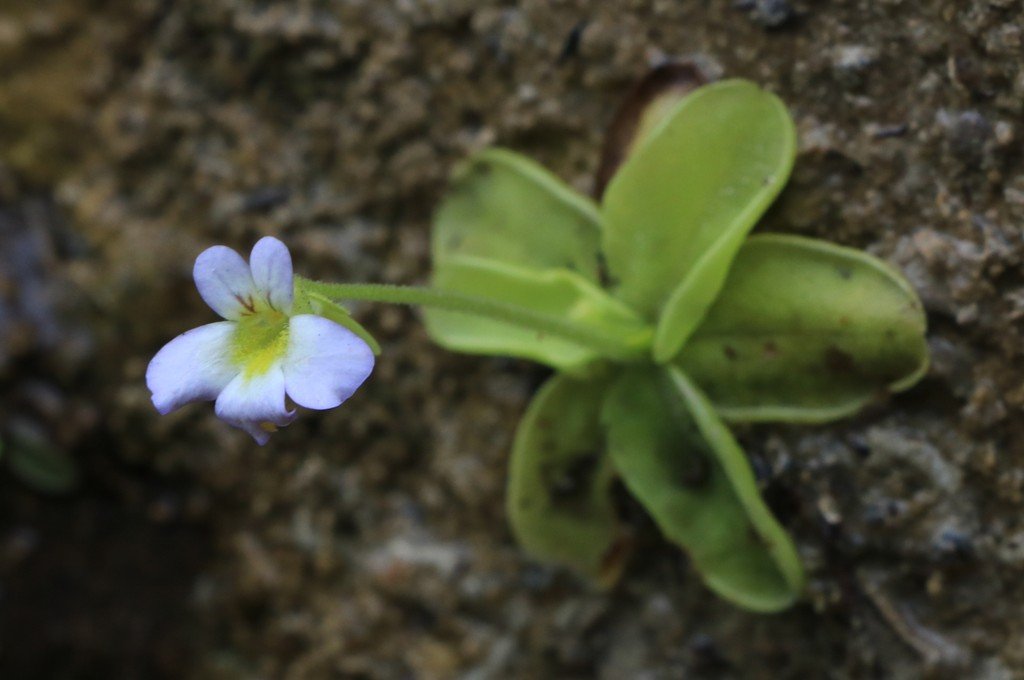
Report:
1,1,1023,678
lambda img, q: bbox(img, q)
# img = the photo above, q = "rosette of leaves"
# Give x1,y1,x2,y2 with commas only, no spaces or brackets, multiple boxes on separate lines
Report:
423,65,928,612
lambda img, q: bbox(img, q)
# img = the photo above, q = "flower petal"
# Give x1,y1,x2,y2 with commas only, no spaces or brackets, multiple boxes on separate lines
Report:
220,418,279,446
194,245,257,320
215,364,295,444
283,314,375,410
146,322,239,415
249,236,294,313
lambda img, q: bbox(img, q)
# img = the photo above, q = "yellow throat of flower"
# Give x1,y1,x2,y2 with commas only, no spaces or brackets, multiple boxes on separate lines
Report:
231,310,290,378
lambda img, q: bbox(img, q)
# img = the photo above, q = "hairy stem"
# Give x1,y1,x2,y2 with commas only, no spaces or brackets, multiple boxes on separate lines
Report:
297,278,650,361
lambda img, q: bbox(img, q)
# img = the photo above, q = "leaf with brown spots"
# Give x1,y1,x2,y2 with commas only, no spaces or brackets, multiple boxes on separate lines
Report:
602,366,804,612
507,372,628,586
677,234,928,422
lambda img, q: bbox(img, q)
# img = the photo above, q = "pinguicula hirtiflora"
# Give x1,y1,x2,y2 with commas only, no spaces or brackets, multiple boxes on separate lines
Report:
148,64,928,612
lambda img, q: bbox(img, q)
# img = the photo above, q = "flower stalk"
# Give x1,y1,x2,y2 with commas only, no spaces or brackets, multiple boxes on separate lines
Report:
296,278,653,362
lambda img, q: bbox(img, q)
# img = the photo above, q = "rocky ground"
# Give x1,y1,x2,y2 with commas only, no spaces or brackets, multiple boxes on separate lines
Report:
1,0,1023,678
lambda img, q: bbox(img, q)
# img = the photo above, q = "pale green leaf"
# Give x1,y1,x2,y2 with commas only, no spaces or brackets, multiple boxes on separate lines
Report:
6,427,77,495
433,147,603,280
676,234,929,423
425,147,648,372
424,256,650,375
602,366,803,612
600,79,796,361
508,372,628,585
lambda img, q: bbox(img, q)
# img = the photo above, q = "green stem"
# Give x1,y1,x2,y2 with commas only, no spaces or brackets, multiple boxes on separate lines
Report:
297,278,650,361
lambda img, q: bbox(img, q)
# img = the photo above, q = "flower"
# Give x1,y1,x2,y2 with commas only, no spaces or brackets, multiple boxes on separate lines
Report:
146,237,375,444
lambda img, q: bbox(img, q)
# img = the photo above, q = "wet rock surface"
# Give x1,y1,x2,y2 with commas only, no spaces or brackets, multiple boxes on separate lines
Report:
1,0,1023,678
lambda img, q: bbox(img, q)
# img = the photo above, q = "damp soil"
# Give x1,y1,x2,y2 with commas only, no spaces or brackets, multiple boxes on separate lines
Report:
1,1,1023,678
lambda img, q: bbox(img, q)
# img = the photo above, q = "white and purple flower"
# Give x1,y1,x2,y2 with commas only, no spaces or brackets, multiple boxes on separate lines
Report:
146,236,374,444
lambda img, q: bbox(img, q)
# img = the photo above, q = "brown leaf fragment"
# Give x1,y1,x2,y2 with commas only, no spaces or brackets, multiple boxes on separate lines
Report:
594,61,710,200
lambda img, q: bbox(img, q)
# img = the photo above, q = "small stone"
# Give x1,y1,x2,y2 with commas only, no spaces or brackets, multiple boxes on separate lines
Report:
945,110,992,167
735,0,796,28
833,44,878,73
994,121,1015,147
926,571,944,597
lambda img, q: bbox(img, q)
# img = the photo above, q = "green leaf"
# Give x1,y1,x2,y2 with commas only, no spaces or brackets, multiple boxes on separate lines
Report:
600,79,796,361
676,234,929,423
602,366,803,612
6,426,77,495
432,147,603,281
424,256,650,375
425,147,648,372
508,372,629,585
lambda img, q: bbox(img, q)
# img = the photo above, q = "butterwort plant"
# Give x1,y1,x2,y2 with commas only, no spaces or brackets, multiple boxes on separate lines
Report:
148,64,928,612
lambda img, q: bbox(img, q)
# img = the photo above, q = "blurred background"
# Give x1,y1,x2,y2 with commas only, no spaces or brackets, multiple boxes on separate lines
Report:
1,1,1023,678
